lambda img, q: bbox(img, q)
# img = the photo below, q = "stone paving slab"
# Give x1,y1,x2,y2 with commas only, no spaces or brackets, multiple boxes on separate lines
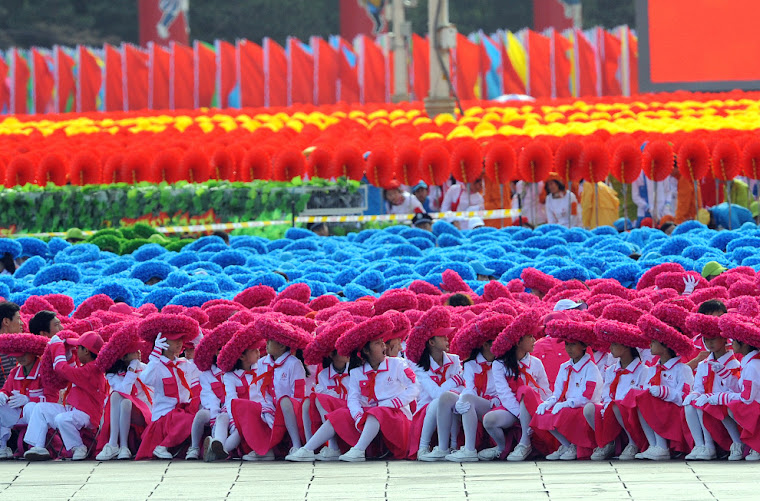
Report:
0,460,756,501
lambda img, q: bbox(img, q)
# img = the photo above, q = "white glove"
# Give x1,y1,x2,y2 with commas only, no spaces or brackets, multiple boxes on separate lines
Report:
551,401,568,415
455,399,472,415
600,403,609,417
8,391,29,409
262,408,275,428
695,394,710,407
682,275,698,296
0,393,8,406
354,412,365,431
536,402,551,415
154,336,169,352
706,394,721,406
683,393,698,406
191,330,203,348
649,386,663,398
128,359,141,371
48,335,63,345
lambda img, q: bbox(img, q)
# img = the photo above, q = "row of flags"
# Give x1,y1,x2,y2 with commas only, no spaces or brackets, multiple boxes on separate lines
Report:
0,26,638,115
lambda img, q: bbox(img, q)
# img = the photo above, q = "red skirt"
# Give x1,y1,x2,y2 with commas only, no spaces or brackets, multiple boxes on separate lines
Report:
407,404,429,459
96,391,151,453
328,406,410,459
610,398,649,452
232,396,305,457
307,393,347,436
728,400,760,452
531,406,596,452
135,404,194,460
515,386,558,455
593,403,621,449
696,403,733,451
632,390,690,453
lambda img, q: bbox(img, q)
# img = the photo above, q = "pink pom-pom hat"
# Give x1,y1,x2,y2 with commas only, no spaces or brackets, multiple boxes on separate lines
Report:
20,296,57,317
229,309,258,325
594,319,650,349
0,333,48,357
719,314,760,348
194,321,243,372
274,282,311,304
651,301,690,333
304,319,356,365
521,268,560,295
689,286,729,306
381,310,411,342
482,281,512,302
545,318,596,346
254,314,312,350
543,280,588,304
42,294,75,316
588,280,633,300
491,309,542,358
72,294,115,319
137,313,200,344
506,279,526,293
601,302,646,325
374,289,419,315
685,313,723,339
637,313,693,356
95,325,144,373
216,324,267,373
309,294,341,312
451,313,513,359
314,301,374,322
335,315,395,358
404,306,457,364
440,269,473,294
636,262,685,291
654,271,707,294
234,285,277,308
204,304,243,329
409,280,443,296
273,298,312,317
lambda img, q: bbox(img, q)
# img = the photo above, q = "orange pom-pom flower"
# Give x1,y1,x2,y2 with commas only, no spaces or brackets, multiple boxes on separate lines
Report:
677,139,710,182
484,141,515,184
610,141,642,184
642,140,674,182
517,140,552,183
711,139,740,181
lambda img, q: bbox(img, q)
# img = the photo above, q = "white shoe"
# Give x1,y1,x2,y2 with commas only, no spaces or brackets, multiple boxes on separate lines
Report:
71,445,88,461
559,444,577,460
745,449,760,461
636,445,670,460
117,447,132,460
591,442,615,461
695,447,716,461
185,446,200,460
242,450,274,461
285,447,315,462
618,443,638,460
0,446,13,460
445,447,479,462
202,437,214,463
416,445,431,461
478,446,504,461
685,445,705,461
418,445,449,462
24,446,51,461
546,445,568,461
339,447,365,462
153,445,173,460
507,443,532,462
96,443,120,461
315,447,341,462
728,443,744,461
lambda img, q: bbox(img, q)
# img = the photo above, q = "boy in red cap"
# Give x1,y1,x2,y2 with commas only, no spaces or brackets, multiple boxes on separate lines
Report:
0,334,55,459
24,331,106,461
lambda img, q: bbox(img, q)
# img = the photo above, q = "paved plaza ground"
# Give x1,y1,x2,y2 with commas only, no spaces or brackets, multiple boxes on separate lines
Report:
0,459,755,501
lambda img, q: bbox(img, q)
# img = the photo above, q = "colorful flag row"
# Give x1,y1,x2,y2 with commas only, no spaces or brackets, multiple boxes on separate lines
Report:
0,27,638,115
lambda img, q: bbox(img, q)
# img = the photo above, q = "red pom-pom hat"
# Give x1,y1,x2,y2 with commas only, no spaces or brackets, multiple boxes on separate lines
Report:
304,319,356,365
374,289,419,315
719,314,760,348
637,314,694,357
594,319,649,350
216,324,266,373
545,318,595,346
254,314,312,350
0,333,48,357
381,310,411,343
521,268,560,295
404,307,457,364
335,315,395,358
138,313,200,344
234,285,277,309
95,325,144,373
685,313,723,339
194,321,243,372
451,313,513,359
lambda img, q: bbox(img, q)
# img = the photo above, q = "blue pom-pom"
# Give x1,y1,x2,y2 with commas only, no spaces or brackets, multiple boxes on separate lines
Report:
182,235,226,252
351,270,385,291
432,220,462,238
141,287,181,310
54,243,100,264
132,243,167,262
438,233,462,248
285,227,317,240
168,291,219,308
671,220,707,235
230,236,268,254
130,261,175,283
399,227,437,243
181,261,224,275
602,263,641,288
408,237,435,250
33,264,81,286
266,239,290,252
93,282,136,306
591,226,618,236
14,256,45,279
181,280,221,294
726,237,760,254
659,237,691,256
210,250,248,268
522,235,565,250
0,239,22,259
245,272,287,290
284,239,320,252
47,237,71,256
708,231,740,252
386,244,423,258
16,237,49,258
344,283,376,301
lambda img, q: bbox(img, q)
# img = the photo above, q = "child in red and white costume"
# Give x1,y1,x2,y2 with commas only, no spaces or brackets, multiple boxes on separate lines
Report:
586,305,651,461
483,309,551,461
135,313,201,460
190,321,241,462
0,334,54,459
287,315,419,462
532,316,603,461
446,313,512,462
231,314,311,461
704,314,760,460
383,310,410,362
94,324,153,461
683,309,741,461
287,317,355,462
631,308,695,460
24,331,106,461
406,307,462,462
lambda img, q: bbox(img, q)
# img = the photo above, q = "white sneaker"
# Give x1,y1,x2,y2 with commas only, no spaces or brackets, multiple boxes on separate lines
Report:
96,443,120,461
418,445,449,462
695,447,716,461
416,445,431,461
559,444,577,460
153,445,173,460
315,447,341,462
185,446,200,460
285,447,315,462
24,446,51,461
117,447,132,460
0,446,13,460
728,443,744,461
71,445,88,461
591,442,615,461
202,437,215,463
478,446,504,461
445,447,479,462
685,445,705,461
745,449,760,461
636,445,670,460
339,447,366,462
618,443,638,460
507,443,532,462
546,445,568,461
242,450,274,461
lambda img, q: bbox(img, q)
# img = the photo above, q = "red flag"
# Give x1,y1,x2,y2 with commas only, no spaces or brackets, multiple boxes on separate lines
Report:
313,37,338,105
238,39,264,108
55,47,76,112
32,49,54,114
150,43,170,109
411,34,429,101
287,37,314,105
628,29,639,95
194,41,216,108
78,46,102,113
501,35,526,94
104,44,123,112
264,38,287,107
600,28,622,96
124,44,149,111
216,40,236,108
358,35,385,104
0,58,8,112
454,33,480,100
552,31,572,98
11,49,30,114
170,42,194,110
336,37,360,104
575,30,597,97
527,30,551,98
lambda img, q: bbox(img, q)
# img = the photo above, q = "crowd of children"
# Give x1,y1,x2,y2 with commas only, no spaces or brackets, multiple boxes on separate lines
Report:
2,262,760,463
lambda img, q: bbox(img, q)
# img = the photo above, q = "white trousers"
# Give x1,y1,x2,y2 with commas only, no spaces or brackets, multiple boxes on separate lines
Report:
0,402,36,447
23,403,90,450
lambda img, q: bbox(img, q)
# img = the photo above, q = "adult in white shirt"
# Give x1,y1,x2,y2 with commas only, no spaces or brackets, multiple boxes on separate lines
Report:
384,184,424,215
440,178,485,213
630,172,677,222
511,181,546,226
544,179,582,228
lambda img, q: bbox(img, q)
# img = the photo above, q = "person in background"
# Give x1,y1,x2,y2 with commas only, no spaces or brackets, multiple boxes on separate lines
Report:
701,261,727,282
581,181,619,229
28,311,62,338
468,217,485,230
412,182,431,213
212,231,230,245
544,178,581,228
451,217,468,231
470,261,496,282
441,178,485,213
701,204,754,230
0,302,23,387
411,213,433,232
631,171,677,226
511,180,546,226
384,181,424,215
65,228,86,244
0,254,15,276
307,223,330,237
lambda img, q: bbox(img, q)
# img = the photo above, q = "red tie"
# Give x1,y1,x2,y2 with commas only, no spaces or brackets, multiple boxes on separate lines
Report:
558,365,573,402
703,365,716,394
331,373,349,398
166,361,193,397
240,370,256,395
473,362,490,396
255,362,281,398
519,365,540,390
609,368,632,399
61,382,73,405
432,363,449,386
365,371,378,402
650,364,664,386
